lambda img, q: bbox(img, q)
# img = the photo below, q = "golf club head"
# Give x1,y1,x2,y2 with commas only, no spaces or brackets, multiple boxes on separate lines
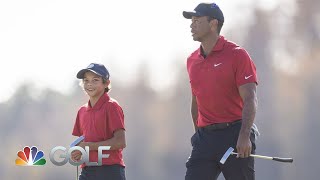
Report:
220,147,234,164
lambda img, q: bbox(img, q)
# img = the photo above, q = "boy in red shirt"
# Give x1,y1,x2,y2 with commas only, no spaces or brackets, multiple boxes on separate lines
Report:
71,63,126,180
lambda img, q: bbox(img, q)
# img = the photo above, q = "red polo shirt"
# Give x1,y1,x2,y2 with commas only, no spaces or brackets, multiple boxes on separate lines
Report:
72,93,125,167
187,36,258,127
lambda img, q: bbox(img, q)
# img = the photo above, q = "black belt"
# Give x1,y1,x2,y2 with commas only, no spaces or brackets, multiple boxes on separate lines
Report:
201,120,242,131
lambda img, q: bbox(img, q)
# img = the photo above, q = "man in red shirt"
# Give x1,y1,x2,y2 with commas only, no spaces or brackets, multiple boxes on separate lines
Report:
183,2,258,180
71,63,126,180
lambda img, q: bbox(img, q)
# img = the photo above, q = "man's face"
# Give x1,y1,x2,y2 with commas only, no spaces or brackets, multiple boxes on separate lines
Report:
190,16,212,42
190,16,219,42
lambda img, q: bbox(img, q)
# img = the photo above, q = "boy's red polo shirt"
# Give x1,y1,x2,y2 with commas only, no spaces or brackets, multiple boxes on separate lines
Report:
187,36,258,127
72,93,125,167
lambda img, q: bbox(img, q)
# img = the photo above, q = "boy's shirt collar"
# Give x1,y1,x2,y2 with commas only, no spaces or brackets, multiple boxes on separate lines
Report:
86,93,110,111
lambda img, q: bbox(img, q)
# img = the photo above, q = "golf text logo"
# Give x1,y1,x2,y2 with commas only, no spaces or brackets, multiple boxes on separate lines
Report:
50,146,110,166
16,146,110,166
16,146,46,166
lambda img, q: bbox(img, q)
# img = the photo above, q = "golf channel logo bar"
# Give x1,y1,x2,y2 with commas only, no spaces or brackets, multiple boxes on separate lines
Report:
50,146,110,166
15,145,111,166
16,146,46,166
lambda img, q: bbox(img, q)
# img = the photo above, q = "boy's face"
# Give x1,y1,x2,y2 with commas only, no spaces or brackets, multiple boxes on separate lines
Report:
83,71,109,99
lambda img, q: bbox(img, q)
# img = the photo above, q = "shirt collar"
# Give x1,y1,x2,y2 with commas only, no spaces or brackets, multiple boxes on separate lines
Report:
212,35,225,52
86,93,109,111
197,35,226,57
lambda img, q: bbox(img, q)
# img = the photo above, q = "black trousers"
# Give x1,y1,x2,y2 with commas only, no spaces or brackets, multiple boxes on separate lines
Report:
79,164,126,180
185,122,256,180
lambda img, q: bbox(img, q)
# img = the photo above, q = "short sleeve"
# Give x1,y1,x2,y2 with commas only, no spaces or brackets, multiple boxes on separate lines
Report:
187,54,197,96
234,48,258,86
72,111,82,137
107,103,125,134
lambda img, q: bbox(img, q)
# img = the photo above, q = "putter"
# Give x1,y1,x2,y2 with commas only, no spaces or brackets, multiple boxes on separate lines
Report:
76,165,79,180
220,147,293,164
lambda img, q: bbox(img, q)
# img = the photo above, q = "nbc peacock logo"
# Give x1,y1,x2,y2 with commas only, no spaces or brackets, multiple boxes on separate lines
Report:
16,146,46,166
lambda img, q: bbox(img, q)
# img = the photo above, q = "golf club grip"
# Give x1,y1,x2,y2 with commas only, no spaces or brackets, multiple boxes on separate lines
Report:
272,157,293,163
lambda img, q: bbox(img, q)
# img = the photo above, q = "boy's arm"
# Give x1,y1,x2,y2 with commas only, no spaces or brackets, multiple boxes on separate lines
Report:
79,129,126,150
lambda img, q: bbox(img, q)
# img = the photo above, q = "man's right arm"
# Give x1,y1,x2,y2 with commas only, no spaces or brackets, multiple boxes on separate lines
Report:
191,95,198,132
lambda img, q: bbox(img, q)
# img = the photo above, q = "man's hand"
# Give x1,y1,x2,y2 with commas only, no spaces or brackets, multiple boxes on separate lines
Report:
236,133,252,158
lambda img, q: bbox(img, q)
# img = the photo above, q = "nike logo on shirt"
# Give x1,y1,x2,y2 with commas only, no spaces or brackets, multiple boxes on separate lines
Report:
245,75,253,79
214,63,222,67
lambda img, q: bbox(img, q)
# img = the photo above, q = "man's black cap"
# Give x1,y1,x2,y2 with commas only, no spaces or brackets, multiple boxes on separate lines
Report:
183,2,224,22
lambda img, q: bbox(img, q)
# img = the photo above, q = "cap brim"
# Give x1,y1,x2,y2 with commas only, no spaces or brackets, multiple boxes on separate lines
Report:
76,69,103,79
183,11,203,19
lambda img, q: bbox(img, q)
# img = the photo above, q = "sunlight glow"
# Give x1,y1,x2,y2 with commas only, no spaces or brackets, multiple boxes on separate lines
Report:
0,0,280,102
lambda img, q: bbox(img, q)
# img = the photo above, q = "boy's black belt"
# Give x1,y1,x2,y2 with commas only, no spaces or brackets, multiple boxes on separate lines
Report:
201,120,242,131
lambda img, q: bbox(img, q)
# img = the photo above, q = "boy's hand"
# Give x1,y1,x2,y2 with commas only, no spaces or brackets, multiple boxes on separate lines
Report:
71,150,82,162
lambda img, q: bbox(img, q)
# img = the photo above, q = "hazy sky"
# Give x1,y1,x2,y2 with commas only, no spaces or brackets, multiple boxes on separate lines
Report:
0,0,279,102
